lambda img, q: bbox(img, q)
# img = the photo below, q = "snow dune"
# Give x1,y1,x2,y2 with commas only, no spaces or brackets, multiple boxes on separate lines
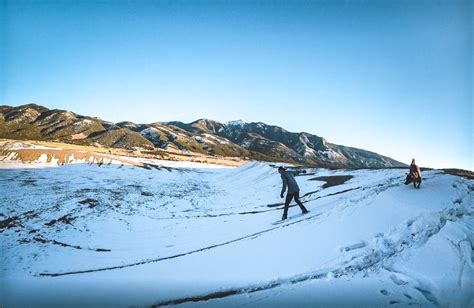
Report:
0,162,472,307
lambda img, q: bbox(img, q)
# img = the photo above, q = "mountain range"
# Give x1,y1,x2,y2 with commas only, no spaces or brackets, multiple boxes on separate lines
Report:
0,104,405,168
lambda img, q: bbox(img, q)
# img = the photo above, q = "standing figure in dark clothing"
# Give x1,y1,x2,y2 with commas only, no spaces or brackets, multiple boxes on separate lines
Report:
405,158,422,188
278,166,309,220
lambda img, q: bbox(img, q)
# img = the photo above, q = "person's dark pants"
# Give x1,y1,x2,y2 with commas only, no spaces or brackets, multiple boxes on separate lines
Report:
282,191,308,219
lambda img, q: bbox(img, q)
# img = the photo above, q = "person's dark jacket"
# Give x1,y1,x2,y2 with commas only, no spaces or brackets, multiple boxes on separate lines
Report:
281,171,300,195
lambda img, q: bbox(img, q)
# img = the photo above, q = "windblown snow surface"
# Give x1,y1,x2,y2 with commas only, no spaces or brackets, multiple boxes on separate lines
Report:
0,162,472,307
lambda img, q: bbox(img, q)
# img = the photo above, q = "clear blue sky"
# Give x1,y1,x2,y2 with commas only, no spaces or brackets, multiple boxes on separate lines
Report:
1,0,472,170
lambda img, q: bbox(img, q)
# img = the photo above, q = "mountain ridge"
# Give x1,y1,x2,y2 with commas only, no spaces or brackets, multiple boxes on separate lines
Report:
0,103,406,168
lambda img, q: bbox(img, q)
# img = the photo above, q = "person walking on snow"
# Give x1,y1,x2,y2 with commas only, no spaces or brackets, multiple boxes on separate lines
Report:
278,166,309,220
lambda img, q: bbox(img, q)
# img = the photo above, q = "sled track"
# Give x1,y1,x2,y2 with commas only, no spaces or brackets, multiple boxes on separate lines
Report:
38,212,323,277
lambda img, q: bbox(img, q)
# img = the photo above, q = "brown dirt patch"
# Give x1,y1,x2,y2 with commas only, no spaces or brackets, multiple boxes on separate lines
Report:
0,216,20,231
0,139,246,168
45,214,76,226
309,175,354,188
442,169,474,180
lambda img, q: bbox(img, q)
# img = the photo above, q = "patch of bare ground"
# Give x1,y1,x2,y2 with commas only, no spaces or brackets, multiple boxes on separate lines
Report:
0,145,154,168
45,214,76,226
0,139,245,168
442,169,474,180
0,216,21,231
309,175,354,188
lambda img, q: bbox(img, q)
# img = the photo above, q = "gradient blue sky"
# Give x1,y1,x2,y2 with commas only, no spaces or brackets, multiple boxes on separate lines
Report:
1,0,472,169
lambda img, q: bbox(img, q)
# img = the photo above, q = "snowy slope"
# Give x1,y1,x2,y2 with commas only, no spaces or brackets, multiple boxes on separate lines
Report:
0,162,472,307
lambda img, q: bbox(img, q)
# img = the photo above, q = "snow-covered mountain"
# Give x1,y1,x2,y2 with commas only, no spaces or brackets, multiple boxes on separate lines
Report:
1,162,472,306
0,104,405,168
170,118,404,168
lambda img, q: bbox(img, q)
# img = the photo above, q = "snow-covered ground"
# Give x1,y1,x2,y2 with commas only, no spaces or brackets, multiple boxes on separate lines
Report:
0,162,472,307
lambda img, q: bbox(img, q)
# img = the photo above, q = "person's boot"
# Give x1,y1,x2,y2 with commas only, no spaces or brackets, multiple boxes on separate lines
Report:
281,215,287,221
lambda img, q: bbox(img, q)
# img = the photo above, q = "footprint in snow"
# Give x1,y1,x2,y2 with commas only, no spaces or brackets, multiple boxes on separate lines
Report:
390,274,408,285
413,287,438,306
380,289,390,296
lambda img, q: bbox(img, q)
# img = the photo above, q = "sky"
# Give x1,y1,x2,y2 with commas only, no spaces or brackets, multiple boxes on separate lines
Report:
1,0,472,170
